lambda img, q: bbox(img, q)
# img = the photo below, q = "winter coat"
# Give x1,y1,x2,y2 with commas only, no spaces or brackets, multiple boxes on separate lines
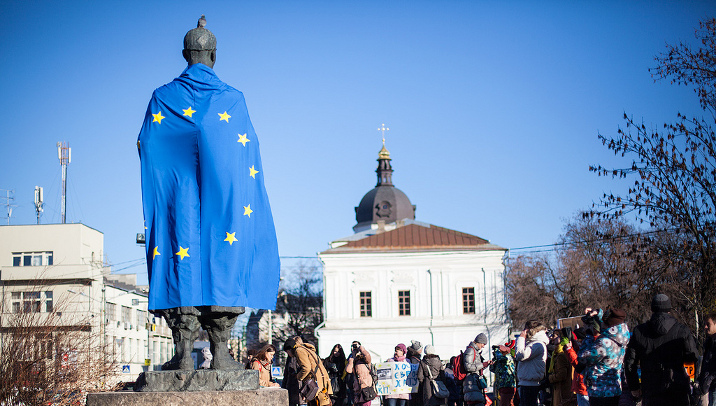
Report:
578,322,630,398
515,330,549,386
250,358,276,387
417,354,447,406
624,312,698,404
464,341,486,374
346,346,373,404
385,357,410,400
324,357,347,402
699,334,716,394
282,354,301,405
295,343,333,406
548,346,576,406
565,346,587,396
489,352,516,389
443,368,462,402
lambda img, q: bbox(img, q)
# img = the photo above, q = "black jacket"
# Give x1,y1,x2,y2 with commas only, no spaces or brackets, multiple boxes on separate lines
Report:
624,312,698,399
282,354,301,406
699,334,716,393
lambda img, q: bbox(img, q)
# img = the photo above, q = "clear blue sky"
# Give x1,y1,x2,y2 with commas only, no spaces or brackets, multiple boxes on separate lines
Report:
1,1,712,284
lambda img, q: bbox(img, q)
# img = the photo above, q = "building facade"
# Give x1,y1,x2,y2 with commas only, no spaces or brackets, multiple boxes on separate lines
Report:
0,224,172,383
316,144,511,363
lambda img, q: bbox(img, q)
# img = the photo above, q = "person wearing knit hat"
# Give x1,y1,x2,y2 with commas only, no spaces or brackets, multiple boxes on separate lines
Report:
474,333,488,345
462,332,491,404
417,344,447,406
384,343,409,406
625,294,699,406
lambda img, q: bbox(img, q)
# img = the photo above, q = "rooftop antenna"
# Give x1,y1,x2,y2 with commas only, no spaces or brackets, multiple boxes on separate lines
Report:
57,142,71,224
34,186,44,224
0,189,16,225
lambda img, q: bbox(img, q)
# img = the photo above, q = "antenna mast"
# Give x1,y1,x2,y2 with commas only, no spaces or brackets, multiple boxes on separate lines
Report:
57,142,71,224
0,189,16,225
34,186,44,224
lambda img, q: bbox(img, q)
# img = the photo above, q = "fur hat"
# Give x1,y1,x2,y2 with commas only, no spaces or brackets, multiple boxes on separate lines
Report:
605,308,626,327
651,294,672,313
475,333,488,345
410,340,423,352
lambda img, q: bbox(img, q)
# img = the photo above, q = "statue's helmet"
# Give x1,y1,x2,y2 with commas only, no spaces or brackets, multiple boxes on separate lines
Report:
184,16,216,51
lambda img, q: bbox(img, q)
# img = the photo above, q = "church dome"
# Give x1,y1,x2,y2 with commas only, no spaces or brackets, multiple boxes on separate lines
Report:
353,143,415,233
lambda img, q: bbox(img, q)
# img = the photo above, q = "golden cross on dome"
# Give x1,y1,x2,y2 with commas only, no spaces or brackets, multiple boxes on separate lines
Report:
377,123,389,147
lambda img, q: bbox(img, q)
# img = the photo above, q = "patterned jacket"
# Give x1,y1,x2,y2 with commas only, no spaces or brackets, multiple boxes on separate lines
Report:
578,322,630,398
489,352,516,389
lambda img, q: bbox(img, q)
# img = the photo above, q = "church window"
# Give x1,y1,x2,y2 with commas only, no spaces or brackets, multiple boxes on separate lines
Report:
359,291,372,317
398,290,411,316
462,287,475,314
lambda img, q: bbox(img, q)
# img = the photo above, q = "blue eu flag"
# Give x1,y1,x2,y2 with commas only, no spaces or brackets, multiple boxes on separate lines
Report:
138,63,280,311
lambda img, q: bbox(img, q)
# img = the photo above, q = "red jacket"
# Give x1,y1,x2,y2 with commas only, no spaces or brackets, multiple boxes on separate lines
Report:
565,347,587,395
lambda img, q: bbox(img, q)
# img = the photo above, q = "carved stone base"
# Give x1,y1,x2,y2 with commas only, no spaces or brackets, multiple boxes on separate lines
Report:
134,369,259,392
86,388,287,406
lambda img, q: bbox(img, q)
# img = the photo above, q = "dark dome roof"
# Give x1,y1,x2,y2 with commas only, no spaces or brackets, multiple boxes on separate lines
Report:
354,185,415,232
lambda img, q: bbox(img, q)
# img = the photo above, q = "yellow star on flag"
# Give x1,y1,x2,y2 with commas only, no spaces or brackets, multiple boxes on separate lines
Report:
175,246,190,260
243,204,253,217
183,107,196,117
224,232,238,245
249,165,259,179
152,246,161,260
219,111,231,122
152,111,165,124
237,133,250,146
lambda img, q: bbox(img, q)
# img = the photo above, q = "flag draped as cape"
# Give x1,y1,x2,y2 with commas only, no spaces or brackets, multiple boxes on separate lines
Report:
138,63,280,311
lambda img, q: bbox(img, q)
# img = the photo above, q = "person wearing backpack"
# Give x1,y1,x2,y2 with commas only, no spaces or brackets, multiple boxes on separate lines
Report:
445,356,464,406
464,333,491,405
346,341,376,406
417,345,448,406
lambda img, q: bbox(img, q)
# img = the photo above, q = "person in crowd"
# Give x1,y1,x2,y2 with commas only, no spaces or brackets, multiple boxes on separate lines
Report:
490,342,517,406
578,308,630,406
408,340,424,406
284,336,332,406
464,333,491,405
199,346,212,369
325,344,348,406
515,321,549,406
282,336,303,406
417,345,448,406
548,331,576,406
444,356,463,406
699,312,716,406
564,328,589,406
249,344,280,387
346,341,374,406
624,294,698,406
385,343,410,406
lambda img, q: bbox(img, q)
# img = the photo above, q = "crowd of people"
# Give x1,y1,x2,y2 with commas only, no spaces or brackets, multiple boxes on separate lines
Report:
244,293,716,406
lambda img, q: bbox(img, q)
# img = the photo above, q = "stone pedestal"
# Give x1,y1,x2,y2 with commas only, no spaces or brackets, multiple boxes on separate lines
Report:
135,369,259,392
86,388,287,406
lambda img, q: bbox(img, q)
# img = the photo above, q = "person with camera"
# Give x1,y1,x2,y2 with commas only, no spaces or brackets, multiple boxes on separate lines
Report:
624,294,698,406
346,341,375,406
490,342,517,406
577,308,630,406
515,321,549,406
284,337,333,406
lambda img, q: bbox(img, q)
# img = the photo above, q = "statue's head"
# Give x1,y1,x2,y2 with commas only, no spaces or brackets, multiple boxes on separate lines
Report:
183,15,216,68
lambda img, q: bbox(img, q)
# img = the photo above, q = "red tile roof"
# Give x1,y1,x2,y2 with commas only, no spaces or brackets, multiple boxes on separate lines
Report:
323,223,502,253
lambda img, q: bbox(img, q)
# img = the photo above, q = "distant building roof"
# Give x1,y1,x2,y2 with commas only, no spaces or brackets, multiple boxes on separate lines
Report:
322,220,506,254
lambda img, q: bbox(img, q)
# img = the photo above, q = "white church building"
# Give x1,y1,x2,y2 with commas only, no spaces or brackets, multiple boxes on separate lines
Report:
316,143,511,362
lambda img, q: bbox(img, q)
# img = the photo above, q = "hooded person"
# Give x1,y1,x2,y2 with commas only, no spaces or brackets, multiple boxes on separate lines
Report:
515,321,549,406
578,308,630,406
624,294,698,406
285,337,333,406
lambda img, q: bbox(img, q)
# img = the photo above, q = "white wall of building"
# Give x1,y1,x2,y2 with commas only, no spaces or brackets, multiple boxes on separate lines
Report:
317,249,511,363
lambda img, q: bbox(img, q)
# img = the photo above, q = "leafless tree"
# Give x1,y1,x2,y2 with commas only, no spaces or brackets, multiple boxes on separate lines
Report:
589,18,716,325
0,278,120,406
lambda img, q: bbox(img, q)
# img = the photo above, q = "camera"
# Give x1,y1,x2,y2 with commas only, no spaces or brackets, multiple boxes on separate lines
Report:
351,343,360,351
